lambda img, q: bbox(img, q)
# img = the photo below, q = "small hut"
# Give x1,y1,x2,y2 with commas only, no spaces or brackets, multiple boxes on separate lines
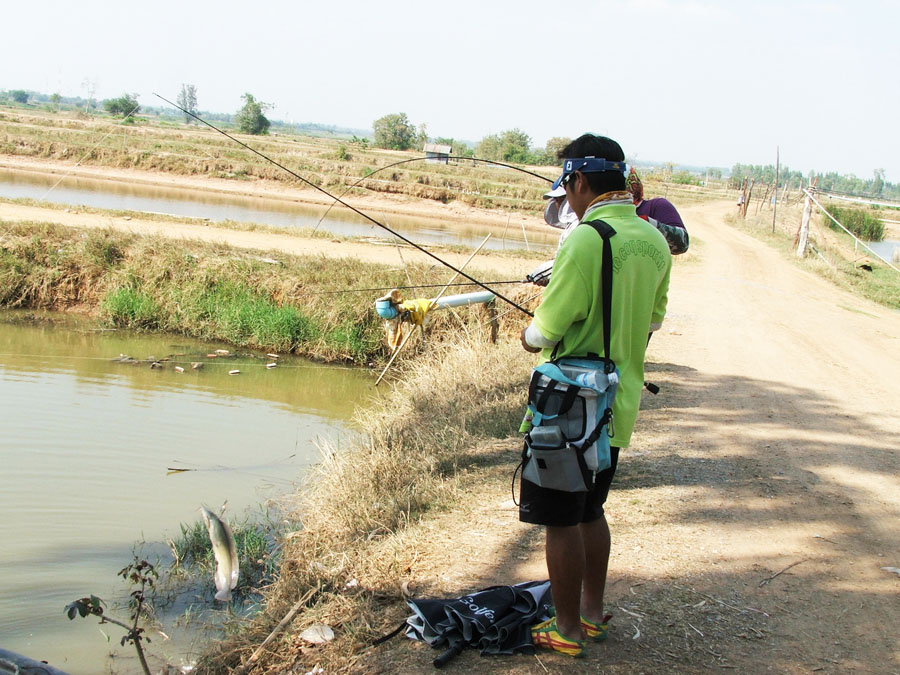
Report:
423,143,452,164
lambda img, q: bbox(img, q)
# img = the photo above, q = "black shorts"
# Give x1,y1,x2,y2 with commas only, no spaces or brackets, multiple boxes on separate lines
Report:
518,446,619,527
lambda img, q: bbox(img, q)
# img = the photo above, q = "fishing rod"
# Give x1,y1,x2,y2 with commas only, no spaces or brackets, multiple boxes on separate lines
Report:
154,93,534,318
308,279,525,296
314,155,554,230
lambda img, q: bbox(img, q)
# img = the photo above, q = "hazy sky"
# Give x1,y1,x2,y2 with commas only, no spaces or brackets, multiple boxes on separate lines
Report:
3,0,898,180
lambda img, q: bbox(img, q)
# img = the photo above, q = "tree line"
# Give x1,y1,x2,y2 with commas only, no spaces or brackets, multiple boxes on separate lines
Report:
730,163,898,200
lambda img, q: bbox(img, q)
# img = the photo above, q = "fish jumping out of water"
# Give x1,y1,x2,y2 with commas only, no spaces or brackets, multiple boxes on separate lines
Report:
200,505,239,602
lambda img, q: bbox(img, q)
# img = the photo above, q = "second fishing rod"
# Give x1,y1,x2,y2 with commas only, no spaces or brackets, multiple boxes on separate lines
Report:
154,93,535,318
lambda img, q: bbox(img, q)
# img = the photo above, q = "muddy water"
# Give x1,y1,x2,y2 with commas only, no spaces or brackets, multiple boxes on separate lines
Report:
0,312,373,673
0,168,554,252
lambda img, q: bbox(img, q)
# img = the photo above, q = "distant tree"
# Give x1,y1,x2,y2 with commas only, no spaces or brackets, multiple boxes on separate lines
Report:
476,128,533,163
872,168,885,197
544,136,571,161
10,90,28,103
45,92,62,113
235,93,270,135
104,93,140,117
415,122,428,149
81,78,98,111
177,84,198,123
372,113,415,150
475,134,502,161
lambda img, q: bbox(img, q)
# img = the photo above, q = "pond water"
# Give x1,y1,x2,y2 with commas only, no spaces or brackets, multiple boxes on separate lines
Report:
0,168,554,252
864,238,900,264
0,312,373,674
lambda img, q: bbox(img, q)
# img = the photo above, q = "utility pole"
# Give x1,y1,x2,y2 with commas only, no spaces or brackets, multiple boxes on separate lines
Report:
772,146,780,233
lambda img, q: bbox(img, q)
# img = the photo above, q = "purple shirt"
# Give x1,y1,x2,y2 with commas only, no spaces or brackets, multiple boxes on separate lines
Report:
635,198,684,228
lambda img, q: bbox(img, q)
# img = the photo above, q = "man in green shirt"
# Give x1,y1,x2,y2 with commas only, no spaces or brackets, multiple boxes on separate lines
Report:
521,134,671,657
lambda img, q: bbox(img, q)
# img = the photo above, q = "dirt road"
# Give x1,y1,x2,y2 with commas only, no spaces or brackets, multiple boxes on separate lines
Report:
364,200,900,673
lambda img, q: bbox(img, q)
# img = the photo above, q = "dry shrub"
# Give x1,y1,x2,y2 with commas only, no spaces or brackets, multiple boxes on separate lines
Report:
196,337,533,673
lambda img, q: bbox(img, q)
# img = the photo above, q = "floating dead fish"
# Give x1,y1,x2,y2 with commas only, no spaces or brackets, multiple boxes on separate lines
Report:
228,369,240,375
266,353,279,359
200,505,239,602
215,349,230,355
191,362,203,370
174,366,184,373
206,353,218,358
150,362,163,369
298,624,334,644
266,363,277,369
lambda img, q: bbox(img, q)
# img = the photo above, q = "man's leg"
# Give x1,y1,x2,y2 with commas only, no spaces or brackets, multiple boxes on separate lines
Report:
579,514,611,622
578,447,618,624
545,525,585,640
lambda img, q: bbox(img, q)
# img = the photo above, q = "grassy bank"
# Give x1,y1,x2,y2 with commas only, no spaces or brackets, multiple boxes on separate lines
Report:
0,221,532,363
194,336,532,673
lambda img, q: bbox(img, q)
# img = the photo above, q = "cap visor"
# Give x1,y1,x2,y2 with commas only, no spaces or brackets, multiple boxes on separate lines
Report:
551,173,565,190
543,186,566,199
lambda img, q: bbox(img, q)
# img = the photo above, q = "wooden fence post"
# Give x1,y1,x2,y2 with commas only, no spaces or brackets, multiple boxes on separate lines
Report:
797,193,811,257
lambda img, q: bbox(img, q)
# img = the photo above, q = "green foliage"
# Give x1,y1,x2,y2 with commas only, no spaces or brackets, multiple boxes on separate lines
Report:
372,112,415,150
670,170,702,186
730,162,900,199
167,513,285,601
235,93,270,135
825,205,885,241
335,144,351,161
350,135,369,149
66,558,158,675
103,288,162,328
104,93,140,117
177,84,198,123
10,89,28,103
544,136,571,162
476,128,540,164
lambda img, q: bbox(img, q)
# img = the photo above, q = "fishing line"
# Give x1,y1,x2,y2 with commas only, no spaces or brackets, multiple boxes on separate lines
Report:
154,93,534,318
314,155,554,230
0,352,361,370
39,103,142,201
308,279,525,295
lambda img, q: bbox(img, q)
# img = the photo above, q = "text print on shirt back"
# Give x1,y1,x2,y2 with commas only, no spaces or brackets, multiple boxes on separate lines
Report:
612,239,668,273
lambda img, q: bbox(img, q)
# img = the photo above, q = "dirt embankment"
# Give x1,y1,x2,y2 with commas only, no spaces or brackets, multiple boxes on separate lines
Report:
355,201,900,674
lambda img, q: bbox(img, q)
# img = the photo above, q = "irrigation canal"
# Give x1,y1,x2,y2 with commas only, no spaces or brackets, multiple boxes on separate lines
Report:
0,168,554,253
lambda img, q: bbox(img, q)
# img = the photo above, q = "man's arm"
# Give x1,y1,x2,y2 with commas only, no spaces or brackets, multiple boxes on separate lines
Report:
639,198,689,255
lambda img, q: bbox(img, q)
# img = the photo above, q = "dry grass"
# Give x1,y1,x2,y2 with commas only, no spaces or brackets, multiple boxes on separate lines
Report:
194,337,533,674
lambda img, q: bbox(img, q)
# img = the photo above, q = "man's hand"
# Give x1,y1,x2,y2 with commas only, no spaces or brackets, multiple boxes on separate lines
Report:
520,327,541,353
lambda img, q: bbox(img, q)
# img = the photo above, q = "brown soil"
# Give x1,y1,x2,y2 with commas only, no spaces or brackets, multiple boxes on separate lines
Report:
3,164,899,672
352,201,900,674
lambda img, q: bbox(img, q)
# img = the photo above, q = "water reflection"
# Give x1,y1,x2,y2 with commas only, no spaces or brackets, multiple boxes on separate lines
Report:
0,312,372,673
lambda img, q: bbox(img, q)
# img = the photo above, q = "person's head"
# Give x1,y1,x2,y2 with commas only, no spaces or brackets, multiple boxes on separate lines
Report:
626,167,644,204
554,134,627,218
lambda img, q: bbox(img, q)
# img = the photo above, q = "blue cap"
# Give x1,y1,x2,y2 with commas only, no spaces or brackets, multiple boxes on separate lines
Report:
551,157,628,190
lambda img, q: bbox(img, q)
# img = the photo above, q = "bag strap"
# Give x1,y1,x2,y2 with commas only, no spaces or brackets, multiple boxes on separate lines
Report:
584,219,616,374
